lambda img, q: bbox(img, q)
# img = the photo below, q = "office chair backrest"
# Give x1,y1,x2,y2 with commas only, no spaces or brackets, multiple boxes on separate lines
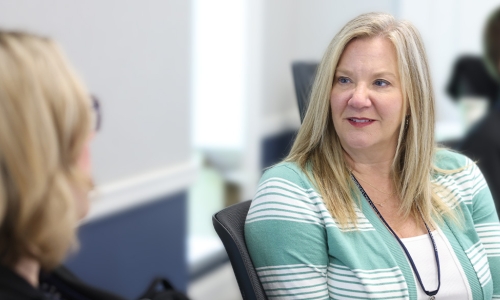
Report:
292,61,318,123
212,200,267,300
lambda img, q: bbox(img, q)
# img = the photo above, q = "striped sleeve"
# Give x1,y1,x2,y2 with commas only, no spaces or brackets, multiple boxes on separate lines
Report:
469,161,500,297
327,264,409,299
245,164,330,299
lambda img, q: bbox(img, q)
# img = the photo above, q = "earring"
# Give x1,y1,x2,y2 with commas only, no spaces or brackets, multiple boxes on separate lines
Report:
405,115,410,128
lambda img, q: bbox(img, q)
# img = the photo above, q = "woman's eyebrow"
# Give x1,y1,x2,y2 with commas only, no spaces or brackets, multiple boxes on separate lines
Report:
334,68,352,76
335,69,397,79
373,71,397,79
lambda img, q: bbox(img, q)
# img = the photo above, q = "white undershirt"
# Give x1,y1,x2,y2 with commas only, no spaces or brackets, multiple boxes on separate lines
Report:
401,228,471,299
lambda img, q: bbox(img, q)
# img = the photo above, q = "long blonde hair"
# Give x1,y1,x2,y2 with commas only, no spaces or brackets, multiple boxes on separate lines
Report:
286,12,454,227
0,31,92,269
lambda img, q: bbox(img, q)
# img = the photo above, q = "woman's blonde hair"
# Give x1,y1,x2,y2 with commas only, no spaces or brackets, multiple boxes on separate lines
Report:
287,12,454,227
0,31,92,269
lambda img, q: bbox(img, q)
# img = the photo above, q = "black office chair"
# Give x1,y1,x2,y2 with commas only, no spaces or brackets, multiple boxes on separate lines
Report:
212,200,267,300
291,61,318,123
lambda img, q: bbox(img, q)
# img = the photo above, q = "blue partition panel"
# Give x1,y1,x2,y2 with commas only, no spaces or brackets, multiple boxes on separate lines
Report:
261,129,297,169
65,191,187,299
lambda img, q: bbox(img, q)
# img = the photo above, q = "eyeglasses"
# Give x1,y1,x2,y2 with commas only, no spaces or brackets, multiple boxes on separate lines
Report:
91,95,102,132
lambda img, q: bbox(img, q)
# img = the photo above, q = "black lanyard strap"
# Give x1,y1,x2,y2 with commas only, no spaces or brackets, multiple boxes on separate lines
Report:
351,174,441,298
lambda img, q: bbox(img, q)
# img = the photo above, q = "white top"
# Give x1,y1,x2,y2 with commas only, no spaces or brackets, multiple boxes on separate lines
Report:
401,228,472,299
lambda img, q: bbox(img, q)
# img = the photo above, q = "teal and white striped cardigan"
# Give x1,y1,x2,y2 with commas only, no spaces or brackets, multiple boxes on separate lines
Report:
245,150,500,299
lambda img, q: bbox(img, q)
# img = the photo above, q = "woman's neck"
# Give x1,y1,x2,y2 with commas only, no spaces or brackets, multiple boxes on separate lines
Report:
341,139,398,172
14,257,40,287
344,150,393,178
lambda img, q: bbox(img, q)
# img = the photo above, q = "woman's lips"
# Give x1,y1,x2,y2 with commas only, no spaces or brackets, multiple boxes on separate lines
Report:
347,118,375,127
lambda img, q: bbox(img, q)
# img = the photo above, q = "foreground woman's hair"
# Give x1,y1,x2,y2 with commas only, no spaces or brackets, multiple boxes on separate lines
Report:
0,31,92,269
286,12,457,228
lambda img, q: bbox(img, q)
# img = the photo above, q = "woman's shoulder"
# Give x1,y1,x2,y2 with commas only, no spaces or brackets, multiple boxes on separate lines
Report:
432,148,490,208
433,148,474,171
248,161,325,229
0,264,42,300
260,161,313,189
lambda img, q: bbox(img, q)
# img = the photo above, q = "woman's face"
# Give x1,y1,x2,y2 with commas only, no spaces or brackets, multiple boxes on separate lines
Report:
330,36,404,158
76,134,93,219
75,97,99,220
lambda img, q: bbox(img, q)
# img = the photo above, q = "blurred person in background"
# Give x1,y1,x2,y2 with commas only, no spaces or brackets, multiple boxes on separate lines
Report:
460,6,500,214
0,31,125,300
245,13,500,299
446,55,498,136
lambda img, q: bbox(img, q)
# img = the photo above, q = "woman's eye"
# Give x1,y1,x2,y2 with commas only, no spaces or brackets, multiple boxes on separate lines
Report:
374,79,389,87
338,77,351,84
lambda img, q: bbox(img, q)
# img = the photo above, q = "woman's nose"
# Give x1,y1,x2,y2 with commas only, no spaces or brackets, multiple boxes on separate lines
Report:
348,84,371,109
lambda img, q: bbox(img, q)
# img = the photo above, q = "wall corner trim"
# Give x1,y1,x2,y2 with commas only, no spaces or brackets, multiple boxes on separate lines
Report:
82,160,198,224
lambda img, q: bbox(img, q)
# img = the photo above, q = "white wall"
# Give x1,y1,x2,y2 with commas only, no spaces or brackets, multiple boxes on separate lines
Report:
0,0,192,185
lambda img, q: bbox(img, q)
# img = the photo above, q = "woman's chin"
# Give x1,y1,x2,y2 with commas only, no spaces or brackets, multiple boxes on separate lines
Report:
341,139,375,152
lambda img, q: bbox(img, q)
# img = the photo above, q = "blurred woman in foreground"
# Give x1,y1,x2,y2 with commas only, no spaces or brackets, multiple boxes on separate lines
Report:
245,13,500,299
0,31,124,300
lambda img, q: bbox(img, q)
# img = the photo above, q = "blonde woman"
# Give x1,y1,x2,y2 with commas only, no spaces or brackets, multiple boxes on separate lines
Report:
0,31,124,299
245,13,500,299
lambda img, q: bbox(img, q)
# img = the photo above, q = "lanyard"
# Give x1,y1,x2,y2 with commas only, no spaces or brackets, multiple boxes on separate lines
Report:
351,175,441,299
